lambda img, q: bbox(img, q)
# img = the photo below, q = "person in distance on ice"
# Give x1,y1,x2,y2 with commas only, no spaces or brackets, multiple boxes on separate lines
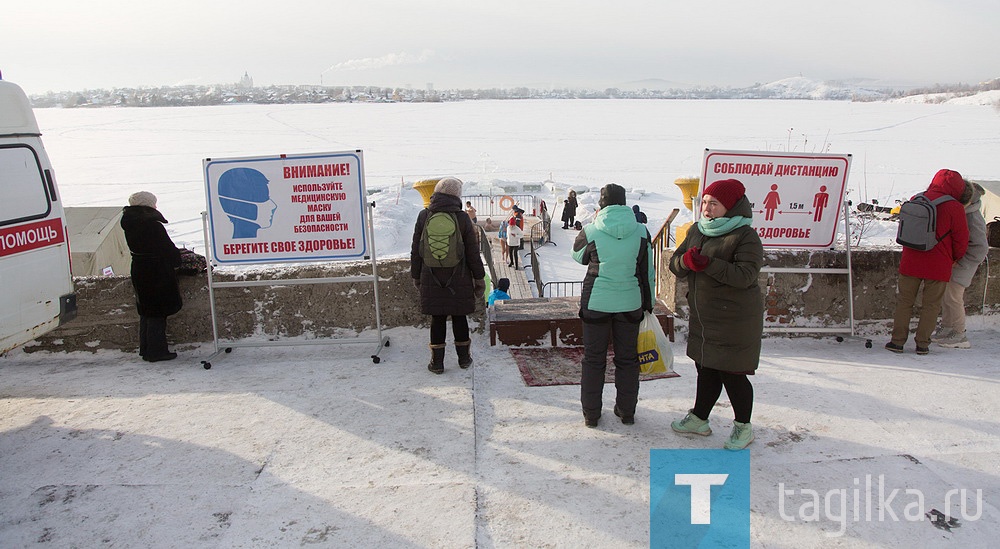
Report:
562,189,578,229
120,191,183,362
668,178,763,450
886,169,969,355
572,183,654,428
411,177,486,374
632,204,648,224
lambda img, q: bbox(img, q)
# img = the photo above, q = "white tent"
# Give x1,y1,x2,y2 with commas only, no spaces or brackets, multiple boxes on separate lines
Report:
978,180,1000,222
65,207,130,277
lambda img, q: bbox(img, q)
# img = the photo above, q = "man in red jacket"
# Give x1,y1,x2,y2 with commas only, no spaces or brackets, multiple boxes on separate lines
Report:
886,169,970,355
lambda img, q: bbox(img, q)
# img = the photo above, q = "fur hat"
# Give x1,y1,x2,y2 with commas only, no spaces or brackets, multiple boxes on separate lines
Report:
962,179,986,205
128,191,157,208
497,277,510,292
598,183,627,208
433,177,463,198
702,179,745,210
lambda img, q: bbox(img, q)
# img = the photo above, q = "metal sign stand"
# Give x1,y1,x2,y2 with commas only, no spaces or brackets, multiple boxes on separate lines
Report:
199,200,389,369
761,199,872,348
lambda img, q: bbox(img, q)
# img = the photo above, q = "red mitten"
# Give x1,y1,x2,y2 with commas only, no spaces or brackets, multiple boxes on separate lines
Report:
682,247,710,272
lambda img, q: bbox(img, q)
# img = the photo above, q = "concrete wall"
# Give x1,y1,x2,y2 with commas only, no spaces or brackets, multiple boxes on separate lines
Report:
659,248,1000,327
25,258,457,354
24,249,1000,353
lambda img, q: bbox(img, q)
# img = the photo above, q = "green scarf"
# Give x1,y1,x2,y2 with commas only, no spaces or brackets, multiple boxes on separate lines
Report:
698,215,753,237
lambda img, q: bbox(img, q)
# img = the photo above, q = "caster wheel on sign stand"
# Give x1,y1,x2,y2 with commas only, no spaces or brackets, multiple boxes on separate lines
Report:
865,340,872,349
202,361,212,370
372,356,381,364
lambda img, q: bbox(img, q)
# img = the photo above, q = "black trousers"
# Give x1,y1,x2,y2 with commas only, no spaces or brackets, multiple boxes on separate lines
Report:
508,244,521,268
692,364,754,424
580,311,642,420
430,315,470,345
139,315,169,357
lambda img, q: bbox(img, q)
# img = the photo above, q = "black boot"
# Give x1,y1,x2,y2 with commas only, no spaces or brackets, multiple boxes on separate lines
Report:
456,340,473,369
428,344,446,374
143,316,176,362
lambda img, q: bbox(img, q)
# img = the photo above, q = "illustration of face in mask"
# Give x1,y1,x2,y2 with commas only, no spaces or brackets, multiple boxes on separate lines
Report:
218,168,277,239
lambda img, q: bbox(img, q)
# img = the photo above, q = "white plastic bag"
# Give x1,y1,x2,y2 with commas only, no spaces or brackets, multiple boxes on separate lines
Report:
637,311,674,375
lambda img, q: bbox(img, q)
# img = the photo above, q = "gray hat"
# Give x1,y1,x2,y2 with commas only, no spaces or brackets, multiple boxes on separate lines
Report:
128,191,157,208
434,177,463,198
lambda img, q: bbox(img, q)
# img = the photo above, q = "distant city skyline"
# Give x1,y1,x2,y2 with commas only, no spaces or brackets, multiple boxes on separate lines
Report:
3,1,998,95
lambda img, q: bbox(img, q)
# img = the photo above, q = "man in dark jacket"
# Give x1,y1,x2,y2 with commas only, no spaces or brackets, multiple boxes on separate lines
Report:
886,169,969,355
121,191,183,362
572,183,654,428
411,177,487,374
632,204,648,224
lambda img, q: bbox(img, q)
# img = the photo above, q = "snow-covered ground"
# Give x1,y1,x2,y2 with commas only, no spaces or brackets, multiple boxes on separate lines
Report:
2,98,999,546
2,318,998,547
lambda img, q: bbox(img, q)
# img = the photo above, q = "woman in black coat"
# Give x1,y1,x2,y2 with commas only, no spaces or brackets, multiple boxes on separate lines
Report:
410,177,486,374
121,191,182,362
561,190,578,229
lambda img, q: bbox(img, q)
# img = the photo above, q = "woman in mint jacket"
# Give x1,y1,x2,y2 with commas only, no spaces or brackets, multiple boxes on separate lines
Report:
572,184,654,428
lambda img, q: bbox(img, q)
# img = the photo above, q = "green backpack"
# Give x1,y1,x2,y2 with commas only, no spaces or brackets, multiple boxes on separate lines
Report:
420,211,464,268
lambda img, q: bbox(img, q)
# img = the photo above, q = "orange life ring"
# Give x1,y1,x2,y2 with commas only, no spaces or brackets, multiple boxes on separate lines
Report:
498,195,515,211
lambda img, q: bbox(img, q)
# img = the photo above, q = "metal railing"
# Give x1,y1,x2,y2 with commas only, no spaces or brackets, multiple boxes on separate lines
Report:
651,208,680,300
477,225,497,285
527,208,553,248
463,194,538,223
540,281,582,297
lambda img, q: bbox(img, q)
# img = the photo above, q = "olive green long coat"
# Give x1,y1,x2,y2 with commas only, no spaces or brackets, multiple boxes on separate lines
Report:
669,197,764,373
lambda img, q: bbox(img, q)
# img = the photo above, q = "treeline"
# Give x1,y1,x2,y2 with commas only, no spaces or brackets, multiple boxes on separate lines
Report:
26,78,998,109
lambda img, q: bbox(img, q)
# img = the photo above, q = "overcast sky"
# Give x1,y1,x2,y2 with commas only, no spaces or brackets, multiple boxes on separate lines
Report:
3,0,998,95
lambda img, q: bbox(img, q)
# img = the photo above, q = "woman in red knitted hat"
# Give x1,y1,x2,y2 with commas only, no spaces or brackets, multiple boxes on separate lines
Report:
668,178,764,450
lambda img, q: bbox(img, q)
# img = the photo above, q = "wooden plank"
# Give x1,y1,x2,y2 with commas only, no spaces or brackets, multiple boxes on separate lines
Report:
485,228,534,300
489,296,675,347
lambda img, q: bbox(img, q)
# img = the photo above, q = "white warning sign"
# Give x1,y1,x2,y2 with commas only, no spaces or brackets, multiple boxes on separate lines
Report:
701,150,851,248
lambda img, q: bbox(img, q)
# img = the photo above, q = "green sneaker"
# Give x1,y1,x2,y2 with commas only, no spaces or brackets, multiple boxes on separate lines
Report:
671,410,712,436
724,421,754,450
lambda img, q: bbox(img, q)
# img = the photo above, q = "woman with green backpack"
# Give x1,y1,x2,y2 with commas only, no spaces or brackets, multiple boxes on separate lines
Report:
411,177,487,374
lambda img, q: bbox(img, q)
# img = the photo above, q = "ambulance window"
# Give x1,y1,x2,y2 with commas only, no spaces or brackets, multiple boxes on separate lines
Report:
0,145,51,226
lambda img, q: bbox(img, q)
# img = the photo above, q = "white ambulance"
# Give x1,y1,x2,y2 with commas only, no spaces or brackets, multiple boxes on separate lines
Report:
0,76,77,353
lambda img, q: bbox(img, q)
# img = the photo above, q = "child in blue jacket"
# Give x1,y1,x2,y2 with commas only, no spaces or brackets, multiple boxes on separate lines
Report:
487,278,512,306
